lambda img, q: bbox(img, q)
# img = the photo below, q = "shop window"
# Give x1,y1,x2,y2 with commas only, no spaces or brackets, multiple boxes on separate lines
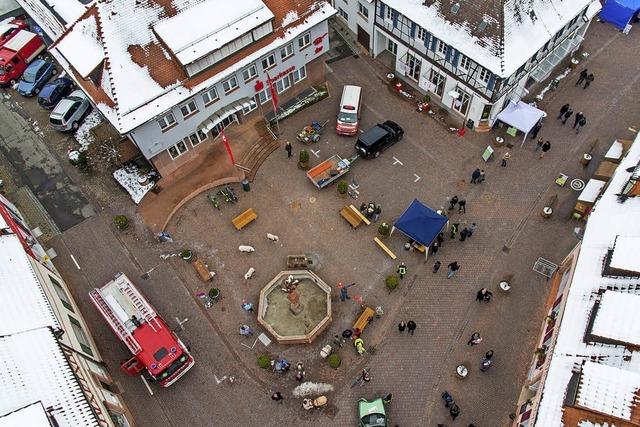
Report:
275,75,291,94
429,69,446,97
292,66,307,83
167,140,188,159
258,88,272,105
242,100,257,115
453,88,471,116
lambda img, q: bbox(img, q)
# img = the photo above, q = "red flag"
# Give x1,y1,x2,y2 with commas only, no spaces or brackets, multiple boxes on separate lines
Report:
220,130,236,166
266,71,279,112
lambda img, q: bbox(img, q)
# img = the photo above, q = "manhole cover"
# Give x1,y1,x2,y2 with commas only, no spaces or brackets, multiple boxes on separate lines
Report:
570,179,585,191
309,197,316,204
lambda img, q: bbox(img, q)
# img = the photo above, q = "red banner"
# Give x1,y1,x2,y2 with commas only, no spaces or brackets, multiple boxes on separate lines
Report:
265,71,279,112
221,130,236,166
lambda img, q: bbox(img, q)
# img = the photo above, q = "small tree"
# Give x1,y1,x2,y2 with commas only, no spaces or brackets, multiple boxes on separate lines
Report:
299,149,309,163
327,354,341,369
337,180,348,195
113,215,129,230
257,355,271,369
180,249,193,261
385,275,399,292
378,222,390,237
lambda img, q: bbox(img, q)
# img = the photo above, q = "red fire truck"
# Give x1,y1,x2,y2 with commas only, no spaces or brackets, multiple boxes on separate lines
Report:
89,273,195,387
0,29,45,86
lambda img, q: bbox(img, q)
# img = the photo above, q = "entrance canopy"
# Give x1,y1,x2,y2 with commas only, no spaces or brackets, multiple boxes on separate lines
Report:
601,0,640,29
393,199,447,247
496,101,546,144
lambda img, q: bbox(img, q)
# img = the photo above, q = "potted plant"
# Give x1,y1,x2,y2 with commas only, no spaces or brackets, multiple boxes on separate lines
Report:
180,249,194,262
378,222,390,238
208,287,220,301
298,149,310,169
337,180,348,197
257,355,271,369
113,215,129,230
385,275,399,293
327,353,341,369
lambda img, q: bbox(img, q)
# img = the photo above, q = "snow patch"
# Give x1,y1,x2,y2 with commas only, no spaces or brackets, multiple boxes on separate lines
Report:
113,166,155,204
281,11,299,28
74,110,103,149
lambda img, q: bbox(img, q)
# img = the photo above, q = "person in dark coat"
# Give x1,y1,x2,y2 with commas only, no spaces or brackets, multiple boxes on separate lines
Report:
539,140,551,159
575,116,587,134
459,228,469,242
285,141,292,158
437,232,445,245
467,332,483,345
467,222,477,237
433,260,441,273
573,112,584,128
431,241,440,255
476,288,489,302
561,107,573,124
407,320,416,335
471,168,481,183
447,261,460,279
448,195,459,210
530,121,542,139
398,321,406,333
450,404,460,420
583,73,594,89
479,169,486,182
458,199,466,213
576,69,588,85
557,103,570,119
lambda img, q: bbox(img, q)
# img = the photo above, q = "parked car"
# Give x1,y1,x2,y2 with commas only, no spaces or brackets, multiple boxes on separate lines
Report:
355,120,404,159
49,90,91,131
38,77,75,109
17,58,55,96
0,19,28,47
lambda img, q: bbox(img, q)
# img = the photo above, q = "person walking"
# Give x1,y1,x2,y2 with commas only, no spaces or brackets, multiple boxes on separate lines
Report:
530,121,542,139
467,222,477,237
437,232,445,245
338,283,355,301
471,168,481,184
476,288,489,302
397,263,407,279
447,261,460,279
285,141,292,158
573,112,585,129
448,195,459,211
467,332,483,346
583,73,594,89
459,228,469,242
575,116,587,134
479,169,486,183
576,69,588,86
407,320,416,335
557,103,570,120
539,140,551,159
450,404,460,421
450,223,459,239
431,241,440,255
561,107,573,124
458,199,466,214
398,321,406,333
501,152,511,167
535,137,544,151
272,392,284,403
433,260,441,273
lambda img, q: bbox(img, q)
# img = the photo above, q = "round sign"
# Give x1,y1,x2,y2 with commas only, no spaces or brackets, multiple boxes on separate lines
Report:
570,179,585,191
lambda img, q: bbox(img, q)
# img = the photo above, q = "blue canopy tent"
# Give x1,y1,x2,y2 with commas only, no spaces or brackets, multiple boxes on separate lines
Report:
392,199,448,259
601,0,640,30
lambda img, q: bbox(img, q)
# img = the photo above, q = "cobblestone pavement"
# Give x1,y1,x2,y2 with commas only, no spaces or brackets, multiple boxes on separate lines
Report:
31,20,640,427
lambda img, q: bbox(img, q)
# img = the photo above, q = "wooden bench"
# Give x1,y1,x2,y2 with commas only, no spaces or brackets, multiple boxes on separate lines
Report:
193,259,214,282
232,208,257,230
353,306,375,333
340,206,362,228
374,237,397,259
349,205,370,225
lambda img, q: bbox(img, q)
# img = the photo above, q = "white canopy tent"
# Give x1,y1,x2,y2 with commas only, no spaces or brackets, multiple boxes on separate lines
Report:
495,101,547,146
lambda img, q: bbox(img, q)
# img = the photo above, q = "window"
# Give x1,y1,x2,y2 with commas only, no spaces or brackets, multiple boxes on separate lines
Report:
179,99,198,118
157,112,176,131
338,8,348,20
387,39,397,55
202,87,218,105
258,88,272,105
275,75,291,94
292,65,307,83
416,27,426,41
459,55,471,71
406,52,421,81
167,140,188,159
242,99,257,115
429,69,446,97
280,43,294,60
186,130,207,148
222,76,238,94
478,68,491,84
242,65,257,82
69,316,93,356
87,359,108,378
358,2,369,18
298,32,311,49
50,275,73,312
453,88,471,116
261,54,276,70
108,409,131,427
386,7,393,21
436,40,448,56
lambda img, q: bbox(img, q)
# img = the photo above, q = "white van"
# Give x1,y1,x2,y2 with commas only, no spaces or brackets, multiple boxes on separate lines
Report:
336,85,362,136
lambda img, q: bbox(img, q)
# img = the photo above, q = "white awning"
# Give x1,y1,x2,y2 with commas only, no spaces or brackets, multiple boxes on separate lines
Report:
496,101,546,145
199,98,254,133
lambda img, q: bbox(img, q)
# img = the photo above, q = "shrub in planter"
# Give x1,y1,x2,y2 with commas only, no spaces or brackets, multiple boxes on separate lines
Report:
257,355,271,369
337,180,348,195
208,288,220,301
298,149,310,169
180,249,194,261
327,353,341,369
378,222,390,237
113,215,129,230
385,275,399,292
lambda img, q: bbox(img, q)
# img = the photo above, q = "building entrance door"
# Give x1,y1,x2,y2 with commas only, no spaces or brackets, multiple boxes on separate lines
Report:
357,25,370,52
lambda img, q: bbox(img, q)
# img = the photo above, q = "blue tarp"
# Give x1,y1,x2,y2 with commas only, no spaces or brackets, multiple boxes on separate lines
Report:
601,0,640,29
393,199,448,247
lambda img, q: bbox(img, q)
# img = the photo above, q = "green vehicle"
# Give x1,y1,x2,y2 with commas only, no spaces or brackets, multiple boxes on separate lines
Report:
358,398,387,427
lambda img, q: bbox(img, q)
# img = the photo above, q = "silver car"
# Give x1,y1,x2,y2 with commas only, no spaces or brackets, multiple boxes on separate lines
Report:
49,90,91,131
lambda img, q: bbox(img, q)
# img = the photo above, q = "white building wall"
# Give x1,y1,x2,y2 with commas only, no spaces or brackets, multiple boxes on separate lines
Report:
333,0,375,51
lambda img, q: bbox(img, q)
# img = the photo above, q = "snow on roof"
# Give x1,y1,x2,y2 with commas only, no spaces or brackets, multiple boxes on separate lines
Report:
385,0,600,77
610,236,640,273
50,0,335,134
592,291,640,346
15,0,90,40
576,361,640,420
0,402,50,427
55,13,104,78
153,0,274,66
577,179,607,203
535,134,640,426
0,328,100,427
605,141,624,160
0,234,59,336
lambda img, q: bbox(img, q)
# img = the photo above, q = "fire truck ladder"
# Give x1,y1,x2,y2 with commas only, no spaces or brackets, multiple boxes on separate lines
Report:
120,280,162,332
89,289,142,355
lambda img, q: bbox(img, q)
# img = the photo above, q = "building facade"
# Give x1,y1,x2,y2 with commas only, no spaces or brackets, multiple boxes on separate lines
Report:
0,199,134,426
331,0,375,52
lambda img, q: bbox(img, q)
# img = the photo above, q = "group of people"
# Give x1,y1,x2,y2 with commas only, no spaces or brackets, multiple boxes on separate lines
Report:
359,202,382,222
397,320,417,335
558,103,588,134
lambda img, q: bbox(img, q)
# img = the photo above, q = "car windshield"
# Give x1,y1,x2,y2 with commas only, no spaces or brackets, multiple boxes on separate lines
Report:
360,413,387,427
338,112,357,124
23,68,37,83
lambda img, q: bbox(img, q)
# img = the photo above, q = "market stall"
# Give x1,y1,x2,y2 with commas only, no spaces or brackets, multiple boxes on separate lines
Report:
392,199,448,259
495,101,546,146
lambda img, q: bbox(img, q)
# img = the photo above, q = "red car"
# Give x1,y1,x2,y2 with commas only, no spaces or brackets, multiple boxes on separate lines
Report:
0,19,28,47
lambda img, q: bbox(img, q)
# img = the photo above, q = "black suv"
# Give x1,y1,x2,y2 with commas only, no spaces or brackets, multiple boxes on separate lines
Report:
355,120,404,158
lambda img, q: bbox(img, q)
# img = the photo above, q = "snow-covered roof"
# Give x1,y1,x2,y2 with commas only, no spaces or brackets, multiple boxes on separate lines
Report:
591,291,640,346
13,0,91,39
577,179,607,203
50,0,335,134
385,0,601,77
576,361,640,420
610,236,640,273
55,13,104,78
535,134,640,426
0,328,100,427
0,234,59,336
0,402,50,427
153,0,274,66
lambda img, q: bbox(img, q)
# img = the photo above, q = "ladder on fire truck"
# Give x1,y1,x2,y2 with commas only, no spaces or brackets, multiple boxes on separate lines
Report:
89,274,162,355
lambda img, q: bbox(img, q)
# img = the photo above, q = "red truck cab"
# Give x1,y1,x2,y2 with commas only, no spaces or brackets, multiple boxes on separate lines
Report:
0,30,45,86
